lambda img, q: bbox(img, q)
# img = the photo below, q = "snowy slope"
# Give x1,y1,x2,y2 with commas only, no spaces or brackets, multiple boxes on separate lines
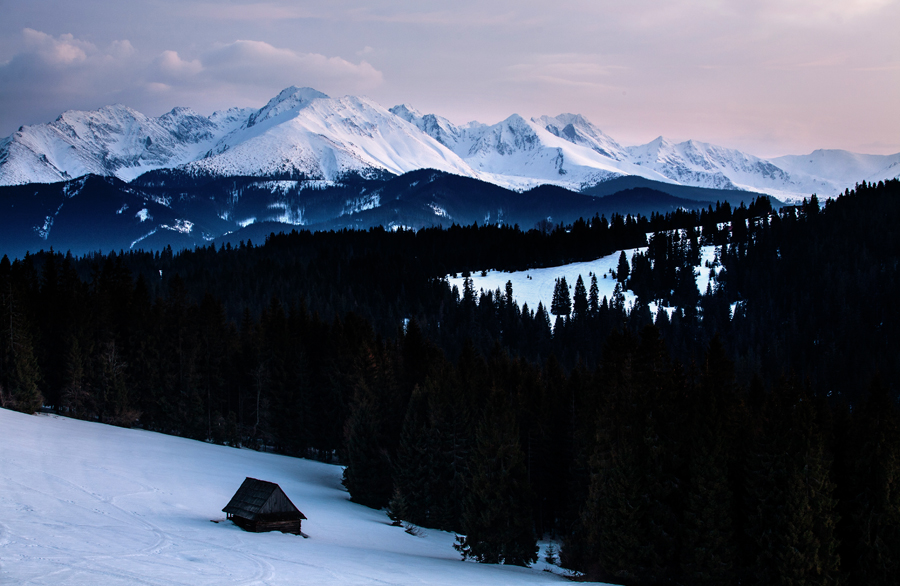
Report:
185,88,477,181
447,249,640,318
391,107,672,191
0,105,253,185
0,408,574,586
624,137,837,200
447,244,723,322
532,114,627,162
389,104,476,151
771,149,900,193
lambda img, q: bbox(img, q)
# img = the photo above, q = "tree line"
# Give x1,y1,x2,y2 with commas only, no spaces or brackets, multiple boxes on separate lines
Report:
1,180,898,585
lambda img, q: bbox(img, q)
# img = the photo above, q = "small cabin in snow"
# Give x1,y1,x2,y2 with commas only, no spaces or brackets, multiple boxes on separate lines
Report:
223,477,307,534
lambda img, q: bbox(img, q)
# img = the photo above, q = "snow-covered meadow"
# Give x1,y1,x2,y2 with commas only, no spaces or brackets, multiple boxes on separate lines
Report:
446,245,722,319
446,248,642,315
0,408,578,585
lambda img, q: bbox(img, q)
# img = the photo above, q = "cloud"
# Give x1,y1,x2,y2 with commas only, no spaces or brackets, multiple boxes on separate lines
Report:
504,55,626,89
154,50,203,79
0,30,383,136
0,29,139,124
199,40,382,89
184,2,317,21
20,28,91,65
758,0,896,25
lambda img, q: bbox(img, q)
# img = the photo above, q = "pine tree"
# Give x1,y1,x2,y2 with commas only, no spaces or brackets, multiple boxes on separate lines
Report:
782,386,840,586
578,328,682,585
617,250,630,286
681,440,736,585
550,277,571,317
573,275,588,320
842,380,900,586
390,384,435,526
60,335,91,418
342,373,394,508
744,381,840,586
95,339,135,426
342,342,404,509
582,424,647,584
1,281,43,414
550,278,562,317
455,388,537,566
680,337,737,585
589,274,600,316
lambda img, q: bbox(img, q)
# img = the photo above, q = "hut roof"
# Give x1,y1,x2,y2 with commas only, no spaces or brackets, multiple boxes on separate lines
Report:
222,477,307,521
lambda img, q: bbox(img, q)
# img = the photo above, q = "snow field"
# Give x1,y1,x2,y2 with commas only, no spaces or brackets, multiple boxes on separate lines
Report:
446,245,722,323
447,248,641,318
0,408,576,586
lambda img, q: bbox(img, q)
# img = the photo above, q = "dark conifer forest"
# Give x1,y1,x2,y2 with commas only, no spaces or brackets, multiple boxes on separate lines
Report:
2,179,899,585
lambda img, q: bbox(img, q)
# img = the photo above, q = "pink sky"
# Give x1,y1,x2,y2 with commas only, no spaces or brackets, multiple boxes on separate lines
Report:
1,0,897,157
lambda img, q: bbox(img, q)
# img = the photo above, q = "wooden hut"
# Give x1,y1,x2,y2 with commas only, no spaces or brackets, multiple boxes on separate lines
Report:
223,477,307,534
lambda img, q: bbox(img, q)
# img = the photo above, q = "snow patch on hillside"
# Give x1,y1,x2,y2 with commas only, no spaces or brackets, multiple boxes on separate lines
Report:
447,249,642,315
449,245,724,321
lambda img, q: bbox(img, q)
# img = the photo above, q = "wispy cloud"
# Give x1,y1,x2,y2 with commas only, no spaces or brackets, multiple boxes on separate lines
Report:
758,0,897,25
198,40,382,88
504,55,626,89
184,2,318,21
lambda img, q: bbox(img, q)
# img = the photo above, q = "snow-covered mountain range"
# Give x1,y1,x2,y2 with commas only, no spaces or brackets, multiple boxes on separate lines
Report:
2,86,898,201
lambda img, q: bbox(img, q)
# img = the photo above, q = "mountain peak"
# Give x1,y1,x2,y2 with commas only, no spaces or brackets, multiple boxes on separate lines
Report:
162,106,200,118
389,104,423,123
54,104,143,126
246,86,329,128
532,113,625,161
274,86,329,103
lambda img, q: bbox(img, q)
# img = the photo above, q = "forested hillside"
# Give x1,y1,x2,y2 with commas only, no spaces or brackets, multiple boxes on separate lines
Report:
1,180,898,585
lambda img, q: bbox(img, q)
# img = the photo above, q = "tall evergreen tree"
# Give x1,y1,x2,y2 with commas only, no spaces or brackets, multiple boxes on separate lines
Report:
550,277,572,317
842,379,900,586
455,387,537,566
617,250,630,286
680,336,738,585
573,275,588,320
589,274,600,316
0,281,43,413
342,341,405,509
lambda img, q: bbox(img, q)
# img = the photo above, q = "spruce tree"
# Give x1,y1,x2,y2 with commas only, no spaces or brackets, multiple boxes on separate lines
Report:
680,336,738,586
550,277,571,318
390,384,435,526
341,346,397,509
455,388,537,566
573,275,588,320
681,440,736,585
61,335,91,418
782,385,840,586
342,378,394,508
1,282,43,414
843,380,900,586
743,381,841,586
582,426,647,584
617,250,630,286
550,278,562,317
589,274,600,316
